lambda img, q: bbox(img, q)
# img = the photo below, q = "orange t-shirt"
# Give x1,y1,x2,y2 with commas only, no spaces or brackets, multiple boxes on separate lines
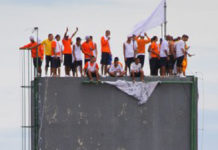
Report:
150,42,159,58
101,36,111,53
82,42,93,59
62,39,72,54
20,42,44,60
89,41,96,55
137,38,151,54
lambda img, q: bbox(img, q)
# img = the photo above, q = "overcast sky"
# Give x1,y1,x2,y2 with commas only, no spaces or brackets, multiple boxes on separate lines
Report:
0,0,217,149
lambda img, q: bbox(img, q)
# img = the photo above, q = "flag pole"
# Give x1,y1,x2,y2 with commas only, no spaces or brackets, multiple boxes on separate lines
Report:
161,24,164,38
164,0,167,37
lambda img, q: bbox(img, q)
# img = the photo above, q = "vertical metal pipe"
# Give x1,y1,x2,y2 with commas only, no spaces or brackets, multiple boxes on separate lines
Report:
24,51,26,150
164,0,167,37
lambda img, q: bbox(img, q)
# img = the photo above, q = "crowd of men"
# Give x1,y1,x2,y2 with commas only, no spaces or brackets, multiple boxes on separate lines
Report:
20,28,193,82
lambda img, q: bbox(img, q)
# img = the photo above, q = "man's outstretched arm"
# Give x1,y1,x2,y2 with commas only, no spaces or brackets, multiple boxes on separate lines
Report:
70,27,79,39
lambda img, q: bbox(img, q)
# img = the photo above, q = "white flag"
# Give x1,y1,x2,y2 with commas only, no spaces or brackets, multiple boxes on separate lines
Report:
105,80,159,105
132,0,165,36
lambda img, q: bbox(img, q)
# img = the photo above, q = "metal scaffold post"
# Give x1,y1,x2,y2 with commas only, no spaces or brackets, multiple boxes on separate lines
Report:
21,27,40,150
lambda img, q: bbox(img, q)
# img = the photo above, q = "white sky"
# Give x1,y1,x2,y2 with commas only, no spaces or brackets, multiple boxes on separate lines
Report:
0,0,218,149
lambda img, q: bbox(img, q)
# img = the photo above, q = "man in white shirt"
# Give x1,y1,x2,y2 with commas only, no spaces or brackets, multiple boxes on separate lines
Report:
130,57,144,82
51,34,63,77
73,37,83,77
159,35,170,76
175,35,189,76
108,57,125,77
123,35,138,75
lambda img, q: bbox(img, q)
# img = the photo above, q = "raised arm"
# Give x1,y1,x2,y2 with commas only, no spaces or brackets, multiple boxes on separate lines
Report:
144,33,151,43
64,27,69,39
70,27,79,39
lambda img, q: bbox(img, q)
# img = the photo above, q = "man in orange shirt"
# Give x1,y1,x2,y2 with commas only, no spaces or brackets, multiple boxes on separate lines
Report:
148,36,160,76
84,56,100,81
89,36,98,59
82,36,94,64
136,33,151,68
62,27,78,76
100,30,111,76
19,36,44,76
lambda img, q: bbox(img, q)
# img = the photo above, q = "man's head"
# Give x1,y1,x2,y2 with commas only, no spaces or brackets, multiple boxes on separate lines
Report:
160,38,163,44
90,36,93,41
76,37,81,45
135,57,140,64
169,36,173,41
151,36,158,42
105,30,111,37
48,34,53,41
64,35,69,40
90,56,96,63
29,36,35,43
114,57,119,66
176,36,181,41
140,33,145,39
132,34,136,40
85,36,90,42
165,35,171,41
55,34,61,41
182,34,189,42
127,35,132,42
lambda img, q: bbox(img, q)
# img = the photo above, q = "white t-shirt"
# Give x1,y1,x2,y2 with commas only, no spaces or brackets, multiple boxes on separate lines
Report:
73,44,83,61
130,62,142,72
87,62,98,72
160,39,169,57
175,40,185,58
124,41,137,58
109,64,123,73
52,40,63,57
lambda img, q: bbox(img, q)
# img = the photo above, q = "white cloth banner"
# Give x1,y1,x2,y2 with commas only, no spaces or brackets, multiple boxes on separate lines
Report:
105,80,159,105
132,0,165,36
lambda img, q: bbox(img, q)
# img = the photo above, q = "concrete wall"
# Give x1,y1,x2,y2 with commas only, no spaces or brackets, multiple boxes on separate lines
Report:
32,76,198,150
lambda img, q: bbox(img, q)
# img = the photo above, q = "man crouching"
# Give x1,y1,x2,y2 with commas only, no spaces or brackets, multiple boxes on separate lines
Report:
108,57,126,77
130,57,144,82
84,56,100,81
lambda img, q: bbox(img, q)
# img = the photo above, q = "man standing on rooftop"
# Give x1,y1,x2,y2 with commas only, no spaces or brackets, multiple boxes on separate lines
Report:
62,27,78,76
136,33,151,68
100,30,111,76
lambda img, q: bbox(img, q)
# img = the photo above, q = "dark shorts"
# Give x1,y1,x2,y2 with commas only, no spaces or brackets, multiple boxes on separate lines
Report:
101,52,111,65
160,57,167,67
137,55,145,68
33,58,42,67
125,57,134,69
168,55,176,70
75,60,82,67
108,54,112,65
51,57,61,68
131,72,141,77
64,54,72,67
85,59,90,65
46,55,52,67
177,56,184,67
87,72,97,77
